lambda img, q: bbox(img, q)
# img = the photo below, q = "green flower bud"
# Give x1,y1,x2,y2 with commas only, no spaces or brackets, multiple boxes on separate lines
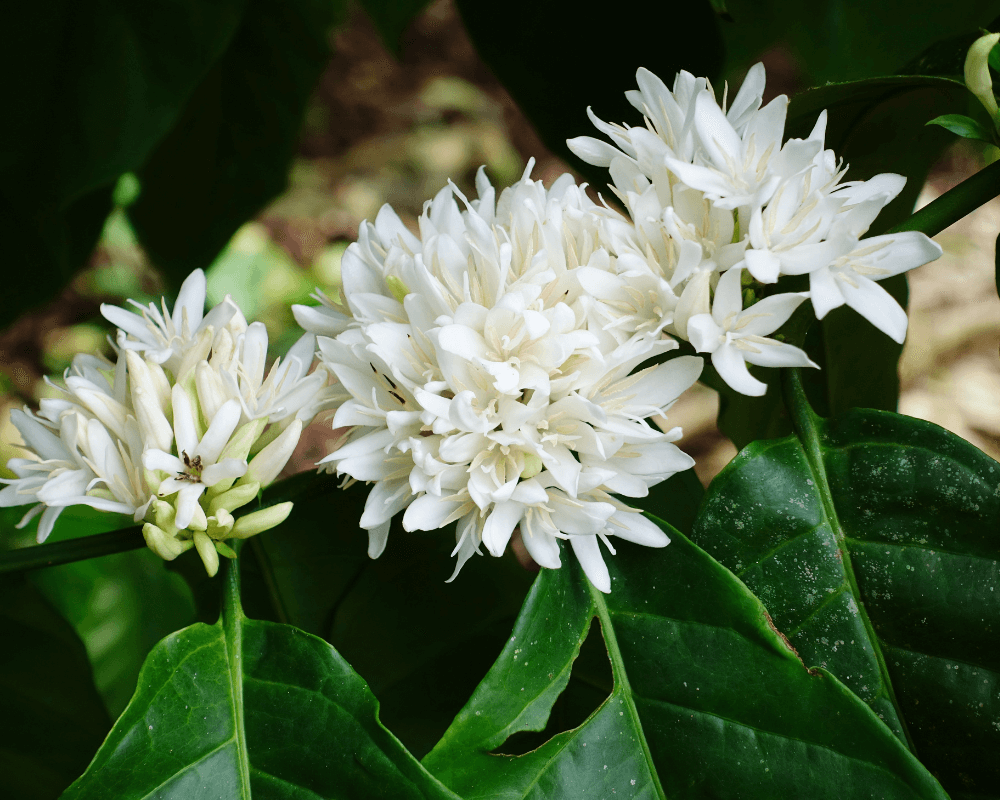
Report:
231,501,294,540
208,481,261,516
386,276,410,304
207,508,235,539
215,540,238,560
143,523,193,561
193,530,220,577
520,452,543,479
965,32,1000,122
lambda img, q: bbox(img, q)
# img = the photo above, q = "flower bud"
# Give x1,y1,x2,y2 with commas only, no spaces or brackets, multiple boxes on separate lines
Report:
175,325,216,382
196,360,229,425
193,530,220,577
242,419,302,488
143,523,192,560
207,507,235,539
231,501,293,539
208,481,260,516
126,351,170,415
965,32,1000,122
152,499,178,534
133,385,173,453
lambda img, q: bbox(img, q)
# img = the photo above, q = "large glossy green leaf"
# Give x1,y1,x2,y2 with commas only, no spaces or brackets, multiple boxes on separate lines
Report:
63,558,459,799
692,371,1000,796
0,575,109,800
0,2,245,328
423,526,948,799
248,477,537,758
129,0,345,283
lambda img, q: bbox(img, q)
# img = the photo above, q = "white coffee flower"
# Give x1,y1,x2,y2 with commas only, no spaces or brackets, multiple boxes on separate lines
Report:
100,269,241,374
298,165,702,592
569,63,943,395
4,270,333,575
688,268,817,397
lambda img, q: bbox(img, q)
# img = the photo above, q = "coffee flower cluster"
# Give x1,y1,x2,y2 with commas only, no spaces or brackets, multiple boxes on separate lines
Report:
1,271,333,575
569,64,942,395
295,166,702,592
4,64,944,592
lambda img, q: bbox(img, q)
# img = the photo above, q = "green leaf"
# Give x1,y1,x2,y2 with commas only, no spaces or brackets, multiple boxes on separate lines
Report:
31,550,197,718
358,0,432,54
248,479,537,758
927,113,996,143
423,529,948,799
989,37,1000,74
720,1,997,84
0,2,245,327
128,0,345,285
63,556,459,799
0,575,109,800
452,0,724,188
691,370,1000,796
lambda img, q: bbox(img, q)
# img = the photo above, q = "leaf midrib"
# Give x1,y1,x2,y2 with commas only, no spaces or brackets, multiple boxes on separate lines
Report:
589,583,667,800
221,557,253,798
784,370,918,754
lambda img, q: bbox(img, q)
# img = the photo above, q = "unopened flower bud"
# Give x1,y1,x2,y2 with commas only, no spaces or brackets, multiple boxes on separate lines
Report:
193,530,220,577
152,499,178,534
386,276,410,303
242,419,302,488
207,507,235,539
965,32,1000,122
176,325,216,381
143,523,192,560
231,501,293,539
208,481,261,516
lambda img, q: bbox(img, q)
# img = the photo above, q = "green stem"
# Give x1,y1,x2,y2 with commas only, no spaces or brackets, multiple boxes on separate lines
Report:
889,157,1000,238
0,526,144,574
219,547,252,798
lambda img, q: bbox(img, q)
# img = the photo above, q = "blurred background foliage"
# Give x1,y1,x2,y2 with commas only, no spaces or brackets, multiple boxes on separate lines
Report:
2,0,1000,794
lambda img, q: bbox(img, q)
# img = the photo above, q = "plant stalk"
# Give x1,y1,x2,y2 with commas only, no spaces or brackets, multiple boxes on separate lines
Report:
889,157,1000,238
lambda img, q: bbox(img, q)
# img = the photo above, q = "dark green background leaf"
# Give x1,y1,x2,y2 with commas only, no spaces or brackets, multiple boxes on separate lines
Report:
0,576,109,800
31,550,197,718
128,0,345,284
692,380,1000,796
719,1,998,83
63,561,459,799
424,527,948,799
453,0,725,188
0,2,246,328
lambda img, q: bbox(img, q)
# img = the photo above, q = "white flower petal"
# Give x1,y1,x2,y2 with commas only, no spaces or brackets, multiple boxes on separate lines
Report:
839,274,909,344
712,345,767,396
569,535,611,593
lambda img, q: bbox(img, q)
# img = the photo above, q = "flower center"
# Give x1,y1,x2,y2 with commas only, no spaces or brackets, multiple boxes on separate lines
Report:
176,450,204,483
